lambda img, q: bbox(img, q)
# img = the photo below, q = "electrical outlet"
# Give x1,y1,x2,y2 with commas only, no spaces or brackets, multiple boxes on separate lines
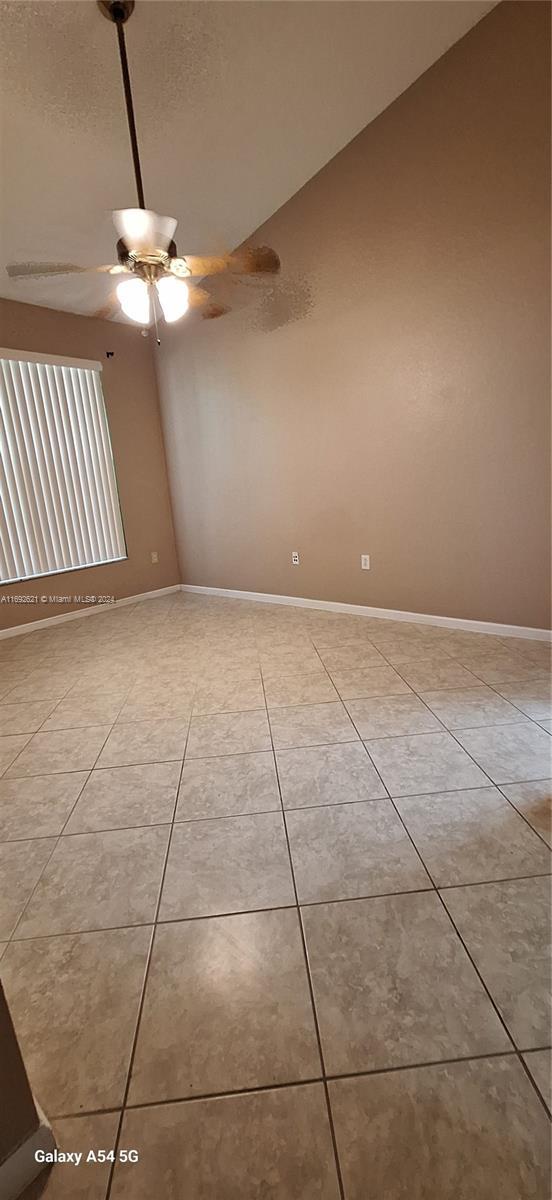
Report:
361,554,370,570
151,551,159,564
291,551,300,566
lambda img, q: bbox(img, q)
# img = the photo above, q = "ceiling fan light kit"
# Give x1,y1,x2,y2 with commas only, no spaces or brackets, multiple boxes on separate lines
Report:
116,276,150,324
156,275,190,322
6,0,280,332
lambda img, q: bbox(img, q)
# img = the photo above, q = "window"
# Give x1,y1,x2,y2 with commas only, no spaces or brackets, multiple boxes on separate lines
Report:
0,349,126,585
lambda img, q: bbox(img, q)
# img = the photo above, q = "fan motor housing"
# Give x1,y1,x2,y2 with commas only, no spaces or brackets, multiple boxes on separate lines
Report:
116,238,178,280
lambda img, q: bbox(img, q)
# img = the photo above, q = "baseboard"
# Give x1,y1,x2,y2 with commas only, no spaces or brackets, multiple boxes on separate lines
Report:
0,585,181,640
0,1105,55,1200
1,580,549,642
180,584,551,642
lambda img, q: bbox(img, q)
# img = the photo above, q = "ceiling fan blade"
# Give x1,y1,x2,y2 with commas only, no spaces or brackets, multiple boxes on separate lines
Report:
92,295,119,321
7,262,89,279
234,246,280,275
184,285,229,320
201,302,230,320
186,285,214,309
7,262,124,280
172,245,280,279
97,264,129,275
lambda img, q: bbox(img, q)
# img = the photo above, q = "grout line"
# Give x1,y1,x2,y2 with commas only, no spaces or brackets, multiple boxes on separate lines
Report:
517,1050,552,1119
262,664,346,1200
5,767,93,944
49,1046,552,1123
9,864,552,945
103,680,197,1200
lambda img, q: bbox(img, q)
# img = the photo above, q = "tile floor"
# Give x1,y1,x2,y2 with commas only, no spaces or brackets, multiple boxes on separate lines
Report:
0,592,549,1199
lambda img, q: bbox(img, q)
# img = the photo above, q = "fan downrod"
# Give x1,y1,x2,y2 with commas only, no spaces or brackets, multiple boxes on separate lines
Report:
98,1,134,24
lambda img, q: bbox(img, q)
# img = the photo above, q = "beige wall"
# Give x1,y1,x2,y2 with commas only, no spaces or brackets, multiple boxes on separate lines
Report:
0,299,179,630
157,1,551,631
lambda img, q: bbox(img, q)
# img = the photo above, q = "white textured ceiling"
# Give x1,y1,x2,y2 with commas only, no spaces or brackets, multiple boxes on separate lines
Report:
0,0,495,318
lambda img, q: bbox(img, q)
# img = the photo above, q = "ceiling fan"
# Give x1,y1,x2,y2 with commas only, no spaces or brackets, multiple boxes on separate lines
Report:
6,0,280,331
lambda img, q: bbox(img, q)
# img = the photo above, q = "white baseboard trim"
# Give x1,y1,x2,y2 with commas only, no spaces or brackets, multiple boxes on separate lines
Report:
0,585,181,640
1,580,549,642
0,1104,55,1200
180,584,551,642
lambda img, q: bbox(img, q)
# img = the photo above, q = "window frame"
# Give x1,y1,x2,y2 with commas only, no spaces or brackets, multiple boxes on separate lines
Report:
0,347,128,587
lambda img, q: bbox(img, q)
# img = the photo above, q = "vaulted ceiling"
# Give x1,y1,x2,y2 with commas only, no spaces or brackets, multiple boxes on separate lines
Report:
0,0,495,318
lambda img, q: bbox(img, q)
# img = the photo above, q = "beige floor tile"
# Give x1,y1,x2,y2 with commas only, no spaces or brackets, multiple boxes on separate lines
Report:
260,643,324,672
538,719,552,732
277,742,386,807
508,642,552,671
441,633,515,659
396,787,551,886
522,1049,552,1111
345,695,441,739
111,1085,340,1200
23,1112,120,1200
441,876,551,1049
0,680,21,703
1,927,151,1114
0,773,88,840
186,710,271,758
5,726,111,778
393,660,482,692
455,654,542,686
0,655,33,682
96,719,188,768
117,687,195,724
310,630,384,652
64,762,180,834
270,703,357,751
160,812,294,919
0,734,31,774
455,723,552,784
495,677,552,722
329,665,411,700
260,648,325,679
264,673,338,709
318,645,386,673
373,644,452,666
41,693,126,731
128,910,320,1103
193,676,265,715
16,825,169,937
0,838,55,938
68,671,136,698
196,664,262,684
500,780,551,847
287,799,430,903
366,732,488,797
0,700,57,735
177,751,279,820
302,892,509,1074
329,1057,551,1200
420,686,523,730
6,662,80,701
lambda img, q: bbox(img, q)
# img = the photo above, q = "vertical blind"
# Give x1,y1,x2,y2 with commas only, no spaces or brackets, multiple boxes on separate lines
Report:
0,350,126,584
